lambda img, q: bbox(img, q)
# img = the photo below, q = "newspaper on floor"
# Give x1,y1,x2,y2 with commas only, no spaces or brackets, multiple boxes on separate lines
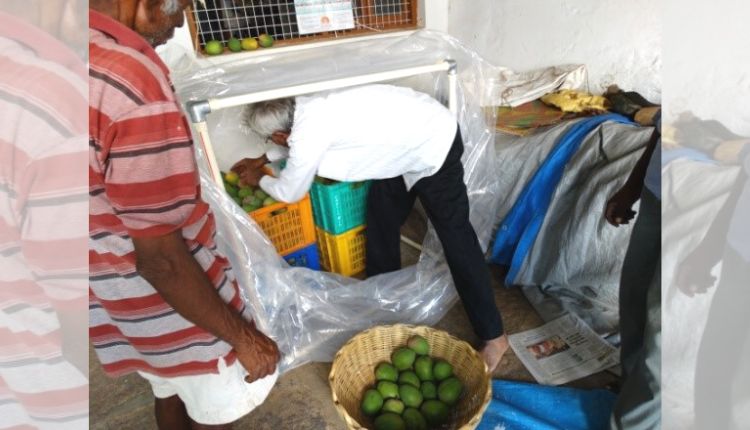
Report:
508,313,620,385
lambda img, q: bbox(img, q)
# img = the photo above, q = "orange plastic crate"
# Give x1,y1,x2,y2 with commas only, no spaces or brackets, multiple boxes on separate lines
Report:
249,194,316,256
316,225,366,277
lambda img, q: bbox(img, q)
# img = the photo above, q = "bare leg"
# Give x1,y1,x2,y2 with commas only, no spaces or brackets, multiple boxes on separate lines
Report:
155,395,191,430
479,334,510,373
191,421,233,430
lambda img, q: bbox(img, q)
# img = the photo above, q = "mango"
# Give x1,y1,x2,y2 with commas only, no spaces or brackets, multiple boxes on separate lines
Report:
227,38,242,52
402,408,428,430
437,377,463,406
398,371,420,388
407,335,429,355
382,398,405,415
361,389,383,416
377,381,399,400
420,381,437,400
420,400,449,426
392,347,416,371
374,413,406,430
414,356,433,382
375,362,398,382
399,384,423,409
433,359,453,381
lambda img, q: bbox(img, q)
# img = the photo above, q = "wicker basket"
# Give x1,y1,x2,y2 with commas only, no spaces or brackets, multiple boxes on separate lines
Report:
329,325,491,430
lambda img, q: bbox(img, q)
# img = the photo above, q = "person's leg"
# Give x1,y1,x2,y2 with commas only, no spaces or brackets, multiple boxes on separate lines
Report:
611,189,661,430
694,248,750,429
365,176,417,276
617,190,661,381
413,129,506,369
155,395,192,430
190,420,233,430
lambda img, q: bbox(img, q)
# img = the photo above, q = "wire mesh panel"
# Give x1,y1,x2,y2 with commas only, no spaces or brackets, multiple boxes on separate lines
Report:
188,0,418,53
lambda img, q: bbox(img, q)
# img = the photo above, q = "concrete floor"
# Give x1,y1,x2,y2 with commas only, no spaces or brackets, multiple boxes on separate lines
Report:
90,215,617,429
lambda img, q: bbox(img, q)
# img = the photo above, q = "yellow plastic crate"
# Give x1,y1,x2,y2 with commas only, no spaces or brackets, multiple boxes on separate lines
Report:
316,225,366,277
249,194,316,256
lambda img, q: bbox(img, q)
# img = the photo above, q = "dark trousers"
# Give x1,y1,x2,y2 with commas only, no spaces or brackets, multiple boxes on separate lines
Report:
611,188,661,430
694,247,750,429
365,129,504,340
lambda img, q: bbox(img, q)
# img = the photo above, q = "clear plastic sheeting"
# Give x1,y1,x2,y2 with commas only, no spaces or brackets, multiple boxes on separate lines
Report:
172,31,512,372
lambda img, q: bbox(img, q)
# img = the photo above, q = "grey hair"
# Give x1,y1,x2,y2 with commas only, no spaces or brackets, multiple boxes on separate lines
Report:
242,98,296,138
161,0,181,15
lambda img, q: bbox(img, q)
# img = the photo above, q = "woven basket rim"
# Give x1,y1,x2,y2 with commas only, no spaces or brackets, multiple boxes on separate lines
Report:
329,324,492,430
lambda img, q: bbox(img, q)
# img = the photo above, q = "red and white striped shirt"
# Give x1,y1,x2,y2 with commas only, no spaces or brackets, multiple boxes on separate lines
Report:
1,10,88,428
89,11,245,378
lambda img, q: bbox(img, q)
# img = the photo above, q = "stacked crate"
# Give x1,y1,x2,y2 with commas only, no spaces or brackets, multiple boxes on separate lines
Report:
310,178,371,276
224,171,320,270
247,195,320,269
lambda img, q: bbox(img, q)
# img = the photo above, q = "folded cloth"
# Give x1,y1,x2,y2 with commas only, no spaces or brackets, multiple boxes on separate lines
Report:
541,89,609,114
492,99,568,136
477,379,616,430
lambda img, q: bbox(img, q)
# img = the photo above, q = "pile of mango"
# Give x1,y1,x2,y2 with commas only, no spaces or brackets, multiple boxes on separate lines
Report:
361,335,464,430
222,171,277,212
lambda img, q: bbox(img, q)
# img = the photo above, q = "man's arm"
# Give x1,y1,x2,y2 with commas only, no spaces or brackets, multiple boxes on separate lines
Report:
605,127,660,226
133,230,279,382
675,169,747,296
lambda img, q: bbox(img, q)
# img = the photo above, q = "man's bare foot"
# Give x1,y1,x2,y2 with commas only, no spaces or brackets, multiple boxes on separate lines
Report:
479,334,509,373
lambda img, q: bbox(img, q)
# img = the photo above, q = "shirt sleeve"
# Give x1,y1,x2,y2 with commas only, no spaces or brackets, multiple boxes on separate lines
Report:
265,143,289,162
259,134,328,203
103,101,206,238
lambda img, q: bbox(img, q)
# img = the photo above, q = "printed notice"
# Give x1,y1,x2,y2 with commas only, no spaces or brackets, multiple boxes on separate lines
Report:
295,0,355,35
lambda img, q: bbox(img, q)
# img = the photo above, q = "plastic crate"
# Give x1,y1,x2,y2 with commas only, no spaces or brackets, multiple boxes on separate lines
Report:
282,243,320,270
248,194,316,256
310,179,371,235
316,225,366,277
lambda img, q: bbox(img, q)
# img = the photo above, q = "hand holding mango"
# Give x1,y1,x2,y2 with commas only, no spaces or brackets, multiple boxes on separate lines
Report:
222,172,276,212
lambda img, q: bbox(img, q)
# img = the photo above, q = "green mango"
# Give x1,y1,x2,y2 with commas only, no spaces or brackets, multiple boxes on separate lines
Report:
407,335,429,355
392,347,416,371
361,389,383,416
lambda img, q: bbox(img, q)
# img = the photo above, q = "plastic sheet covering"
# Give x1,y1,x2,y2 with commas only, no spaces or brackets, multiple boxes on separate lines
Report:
170,31,516,372
477,379,616,430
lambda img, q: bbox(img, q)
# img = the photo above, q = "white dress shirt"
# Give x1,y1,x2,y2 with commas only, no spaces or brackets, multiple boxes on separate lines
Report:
259,84,457,203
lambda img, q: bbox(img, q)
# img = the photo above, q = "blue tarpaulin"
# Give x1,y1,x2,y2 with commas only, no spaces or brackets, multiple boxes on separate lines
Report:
477,379,617,430
489,114,634,285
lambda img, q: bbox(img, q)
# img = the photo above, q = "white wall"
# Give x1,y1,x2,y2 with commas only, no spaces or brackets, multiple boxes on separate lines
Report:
663,0,750,135
447,0,662,103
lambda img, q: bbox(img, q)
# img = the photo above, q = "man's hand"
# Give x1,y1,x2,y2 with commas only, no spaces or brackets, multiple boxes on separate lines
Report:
231,156,268,187
713,139,749,164
674,250,718,297
234,322,280,383
237,167,266,187
231,156,268,175
605,185,640,226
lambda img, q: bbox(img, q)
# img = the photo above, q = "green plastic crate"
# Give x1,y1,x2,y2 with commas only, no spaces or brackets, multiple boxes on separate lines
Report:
310,179,371,235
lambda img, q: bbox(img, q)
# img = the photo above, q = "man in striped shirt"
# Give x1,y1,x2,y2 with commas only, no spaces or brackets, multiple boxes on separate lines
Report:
1,1,88,427
89,0,279,427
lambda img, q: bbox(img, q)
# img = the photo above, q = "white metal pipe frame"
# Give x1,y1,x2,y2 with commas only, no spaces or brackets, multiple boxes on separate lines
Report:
185,58,458,188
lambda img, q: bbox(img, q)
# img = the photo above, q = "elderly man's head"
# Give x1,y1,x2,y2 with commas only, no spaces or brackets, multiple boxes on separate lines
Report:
243,98,296,146
90,0,191,46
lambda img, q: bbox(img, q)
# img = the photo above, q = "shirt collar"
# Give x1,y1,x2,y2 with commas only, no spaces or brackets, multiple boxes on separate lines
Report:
89,9,170,77
0,11,85,75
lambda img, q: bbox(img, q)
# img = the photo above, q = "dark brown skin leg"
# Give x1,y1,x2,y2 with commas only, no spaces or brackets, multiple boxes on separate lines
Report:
155,395,191,430
191,421,234,430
